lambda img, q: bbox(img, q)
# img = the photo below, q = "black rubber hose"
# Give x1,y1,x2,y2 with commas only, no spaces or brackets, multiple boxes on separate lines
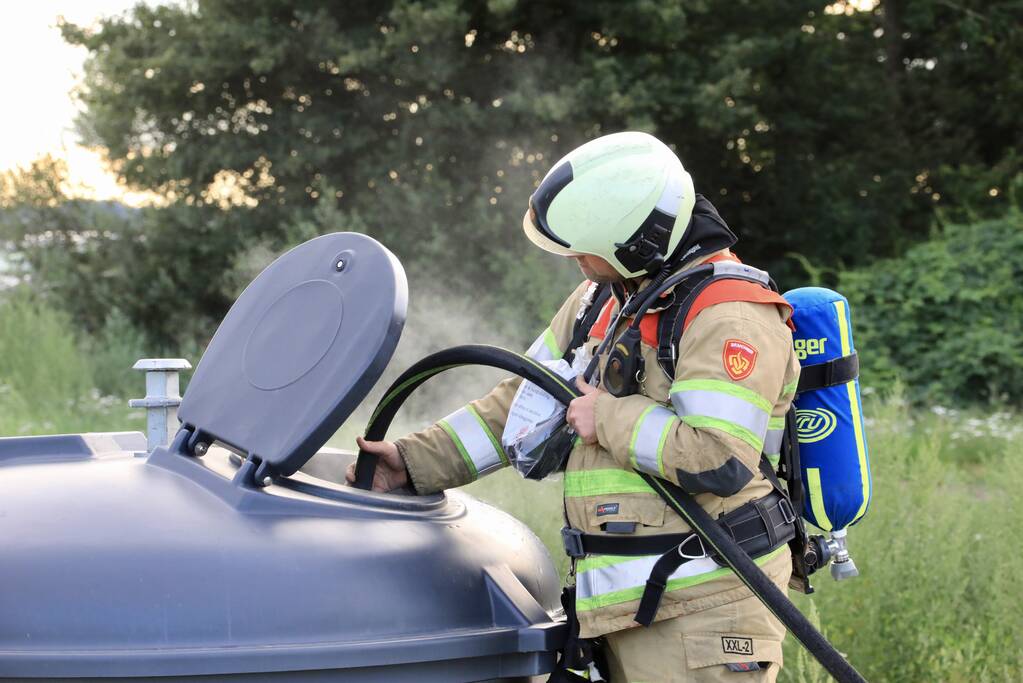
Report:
639,472,867,683
352,345,578,490
353,343,866,682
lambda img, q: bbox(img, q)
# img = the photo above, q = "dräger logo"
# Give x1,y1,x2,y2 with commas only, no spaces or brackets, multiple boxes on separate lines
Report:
794,337,828,360
722,636,754,656
796,408,838,443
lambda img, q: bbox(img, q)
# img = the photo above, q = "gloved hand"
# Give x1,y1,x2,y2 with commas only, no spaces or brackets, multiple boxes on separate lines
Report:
566,376,602,444
345,436,408,492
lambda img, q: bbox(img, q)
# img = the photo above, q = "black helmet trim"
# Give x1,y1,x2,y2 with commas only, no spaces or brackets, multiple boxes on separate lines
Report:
613,206,676,274
528,161,574,249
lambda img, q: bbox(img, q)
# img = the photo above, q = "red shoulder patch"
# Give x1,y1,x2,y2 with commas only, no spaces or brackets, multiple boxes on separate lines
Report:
722,339,758,380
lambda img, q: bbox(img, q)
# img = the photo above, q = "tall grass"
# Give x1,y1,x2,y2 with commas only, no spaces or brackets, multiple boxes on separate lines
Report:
0,289,143,435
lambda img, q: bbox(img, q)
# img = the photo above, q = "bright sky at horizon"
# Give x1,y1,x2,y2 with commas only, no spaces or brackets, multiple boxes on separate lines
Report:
0,2,164,204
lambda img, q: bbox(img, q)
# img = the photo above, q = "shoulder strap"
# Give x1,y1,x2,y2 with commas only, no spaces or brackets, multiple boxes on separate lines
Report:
563,283,612,364
655,264,786,380
655,271,715,377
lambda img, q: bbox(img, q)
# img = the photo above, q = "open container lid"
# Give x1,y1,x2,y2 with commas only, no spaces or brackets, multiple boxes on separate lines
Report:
177,232,407,478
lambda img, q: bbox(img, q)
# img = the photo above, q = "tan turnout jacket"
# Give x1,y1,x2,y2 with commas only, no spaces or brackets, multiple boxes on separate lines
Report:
397,250,800,638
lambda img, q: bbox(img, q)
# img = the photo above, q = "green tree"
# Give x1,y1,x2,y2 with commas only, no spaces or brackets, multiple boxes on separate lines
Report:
43,0,1023,341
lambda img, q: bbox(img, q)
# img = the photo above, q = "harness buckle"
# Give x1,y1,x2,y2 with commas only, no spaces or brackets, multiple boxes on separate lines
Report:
677,533,708,560
561,527,586,559
778,496,797,525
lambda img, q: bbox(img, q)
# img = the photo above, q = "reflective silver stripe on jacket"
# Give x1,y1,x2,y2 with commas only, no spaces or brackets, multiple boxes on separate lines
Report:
671,389,770,441
576,553,720,606
763,428,784,457
439,406,505,479
630,405,678,477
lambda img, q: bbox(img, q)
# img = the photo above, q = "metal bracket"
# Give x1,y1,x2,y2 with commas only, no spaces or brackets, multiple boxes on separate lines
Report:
128,359,191,452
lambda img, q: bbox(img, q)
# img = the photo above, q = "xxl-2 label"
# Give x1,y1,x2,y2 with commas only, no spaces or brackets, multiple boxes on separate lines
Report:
722,637,754,656
793,337,828,360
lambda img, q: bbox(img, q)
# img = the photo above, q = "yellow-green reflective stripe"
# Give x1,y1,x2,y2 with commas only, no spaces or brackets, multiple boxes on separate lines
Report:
467,405,508,466
768,416,785,430
564,469,655,498
520,353,576,398
834,299,870,523
576,546,787,612
542,327,562,359
766,453,780,468
439,419,478,480
681,415,764,452
527,327,563,362
806,467,833,531
655,417,674,477
371,364,461,424
577,553,638,573
671,379,772,413
782,378,799,396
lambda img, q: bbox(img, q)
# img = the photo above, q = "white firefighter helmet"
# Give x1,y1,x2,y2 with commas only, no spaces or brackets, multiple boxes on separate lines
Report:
522,131,696,277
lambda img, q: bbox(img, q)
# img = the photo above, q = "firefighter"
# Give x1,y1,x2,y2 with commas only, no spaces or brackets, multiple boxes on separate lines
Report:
348,131,801,682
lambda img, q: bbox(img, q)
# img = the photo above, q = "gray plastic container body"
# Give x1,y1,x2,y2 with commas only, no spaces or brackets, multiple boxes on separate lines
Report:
0,232,565,680
0,436,564,681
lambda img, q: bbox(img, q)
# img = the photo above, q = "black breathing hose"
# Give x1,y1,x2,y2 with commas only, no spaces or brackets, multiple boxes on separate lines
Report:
352,345,578,490
352,344,866,683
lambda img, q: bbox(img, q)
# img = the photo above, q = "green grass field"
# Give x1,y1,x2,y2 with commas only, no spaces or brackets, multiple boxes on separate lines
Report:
3,294,1021,682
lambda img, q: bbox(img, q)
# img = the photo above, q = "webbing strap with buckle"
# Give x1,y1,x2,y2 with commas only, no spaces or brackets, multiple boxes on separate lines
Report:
560,490,798,626
634,491,796,626
560,528,699,559
634,533,708,626
796,352,859,393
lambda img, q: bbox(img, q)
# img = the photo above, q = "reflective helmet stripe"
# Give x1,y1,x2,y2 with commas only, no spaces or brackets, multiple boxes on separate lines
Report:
529,161,574,248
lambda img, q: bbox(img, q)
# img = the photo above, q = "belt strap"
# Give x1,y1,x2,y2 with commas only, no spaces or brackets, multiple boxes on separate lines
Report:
561,490,797,627
634,491,796,626
561,528,697,558
796,352,859,392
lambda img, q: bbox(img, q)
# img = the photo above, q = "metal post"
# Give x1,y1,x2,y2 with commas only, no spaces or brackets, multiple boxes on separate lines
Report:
128,359,192,452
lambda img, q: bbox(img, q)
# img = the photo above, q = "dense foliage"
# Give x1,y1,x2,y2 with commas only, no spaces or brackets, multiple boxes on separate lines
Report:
56,1,1022,310
843,209,1023,406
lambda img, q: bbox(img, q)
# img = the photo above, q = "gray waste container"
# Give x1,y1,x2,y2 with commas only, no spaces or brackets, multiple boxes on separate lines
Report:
0,233,566,682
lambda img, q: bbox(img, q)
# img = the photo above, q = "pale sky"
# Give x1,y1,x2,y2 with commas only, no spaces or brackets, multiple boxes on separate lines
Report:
0,2,166,203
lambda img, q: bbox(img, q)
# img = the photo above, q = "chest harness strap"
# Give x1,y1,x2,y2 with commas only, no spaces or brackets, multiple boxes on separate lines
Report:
562,261,811,618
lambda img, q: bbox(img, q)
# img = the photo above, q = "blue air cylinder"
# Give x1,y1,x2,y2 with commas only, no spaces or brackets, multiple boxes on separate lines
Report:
783,287,872,579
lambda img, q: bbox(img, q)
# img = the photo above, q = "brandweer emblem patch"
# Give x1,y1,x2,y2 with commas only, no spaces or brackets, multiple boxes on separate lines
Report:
722,339,758,381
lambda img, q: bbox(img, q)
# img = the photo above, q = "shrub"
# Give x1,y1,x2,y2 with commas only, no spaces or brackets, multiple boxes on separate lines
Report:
841,209,1023,406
